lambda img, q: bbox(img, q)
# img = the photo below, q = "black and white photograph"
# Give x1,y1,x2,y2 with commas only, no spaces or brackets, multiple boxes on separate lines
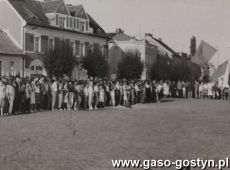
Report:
0,0,230,169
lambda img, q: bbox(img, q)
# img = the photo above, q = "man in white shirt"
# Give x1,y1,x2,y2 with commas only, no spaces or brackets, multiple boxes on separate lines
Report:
51,77,58,111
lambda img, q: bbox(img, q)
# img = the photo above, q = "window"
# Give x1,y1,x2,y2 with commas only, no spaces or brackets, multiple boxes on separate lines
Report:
86,21,88,31
0,61,2,76
70,17,73,28
73,18,76,29
9,61,14,76
80,21,85,32
30,66,35,71
36,66,43,71
93,43,100,52
25,33,34,51
75,40,80,55
70,12,75,16
59,17,65,28
65,39,70,45
77,19,79,29
103,45,108,58
35,37,39,52
41,35,48,53
49,39,53,50
54,37,60,48
66,16,69,28
85,42,90,55
80,43,83,56
56,14,59,26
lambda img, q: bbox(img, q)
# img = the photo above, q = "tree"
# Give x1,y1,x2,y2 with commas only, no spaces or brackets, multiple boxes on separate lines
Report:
82,48,108,78
190,36,196,56
150,54,171,81
150,53,201,81
118,49,144,79
43,40,76,77
229,74,230,86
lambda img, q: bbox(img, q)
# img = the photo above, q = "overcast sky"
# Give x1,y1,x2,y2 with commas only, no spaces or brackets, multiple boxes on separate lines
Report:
66,0,230,53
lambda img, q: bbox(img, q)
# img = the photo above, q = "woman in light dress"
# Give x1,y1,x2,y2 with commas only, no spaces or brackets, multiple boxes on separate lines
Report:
88,81,94,110
198,82,204,99
110,82,115,106
123,82,128,106
99,84,105,108
163,81,169,98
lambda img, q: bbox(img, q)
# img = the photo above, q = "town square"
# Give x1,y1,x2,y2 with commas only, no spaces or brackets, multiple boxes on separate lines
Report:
0,0,230,169
0,99,230,170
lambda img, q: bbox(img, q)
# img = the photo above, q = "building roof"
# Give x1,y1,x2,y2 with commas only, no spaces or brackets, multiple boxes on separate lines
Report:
191,40,217,66
67,5,88,19
109,32,136,41
151,37,178,57
9,0,50,26
212,60,230,81
8,0,109,39
145,34,179,59
40,0,63,14
87,13,107,37
0,30,23,55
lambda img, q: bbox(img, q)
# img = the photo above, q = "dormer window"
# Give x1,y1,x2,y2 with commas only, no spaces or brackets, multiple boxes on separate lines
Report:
73,18,76,29
56,14,59,26
70,12,75,16
80,21,85,32
77,19,79,29
59,17,65,28
70,17,73,28
66,16,70,28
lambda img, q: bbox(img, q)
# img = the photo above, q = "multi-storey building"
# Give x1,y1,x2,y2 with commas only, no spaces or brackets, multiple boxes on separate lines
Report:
108,30,180,80
108,29,158,80
0,0,109,78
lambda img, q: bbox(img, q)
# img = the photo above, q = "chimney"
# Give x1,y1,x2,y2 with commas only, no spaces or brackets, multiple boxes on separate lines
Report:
145,33,153,37
116,28,124,34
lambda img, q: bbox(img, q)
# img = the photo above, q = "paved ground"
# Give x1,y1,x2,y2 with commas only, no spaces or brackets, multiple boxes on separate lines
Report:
0,99,230,170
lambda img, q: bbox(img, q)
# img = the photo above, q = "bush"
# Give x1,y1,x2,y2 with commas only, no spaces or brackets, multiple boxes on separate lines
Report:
150,54,201,81
118,49,144,79
44,40,76,77
82,48,108,78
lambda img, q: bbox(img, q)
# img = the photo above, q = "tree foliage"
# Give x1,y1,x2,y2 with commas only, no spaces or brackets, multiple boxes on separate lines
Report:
228,74,230,86
150,54,201,81
118,49,144,79
190,36,196,56
82,48,108,78
44,40,76,77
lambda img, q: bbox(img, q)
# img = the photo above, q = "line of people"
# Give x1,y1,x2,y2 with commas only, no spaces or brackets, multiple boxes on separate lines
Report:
0,76,229,116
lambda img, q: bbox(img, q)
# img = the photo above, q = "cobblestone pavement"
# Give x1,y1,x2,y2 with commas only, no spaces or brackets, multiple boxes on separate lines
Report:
0,99,230,170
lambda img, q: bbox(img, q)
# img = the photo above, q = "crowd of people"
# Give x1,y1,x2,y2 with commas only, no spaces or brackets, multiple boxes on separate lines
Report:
0,75,229,116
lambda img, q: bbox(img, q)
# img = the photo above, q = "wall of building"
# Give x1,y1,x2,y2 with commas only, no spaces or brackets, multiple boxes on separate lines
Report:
0,0,24,49
24,25,108,78
145,44,158,79
24,26,107,55
0,55,23,77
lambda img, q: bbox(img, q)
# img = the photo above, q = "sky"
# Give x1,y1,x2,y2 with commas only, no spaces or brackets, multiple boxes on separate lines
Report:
66,0,230,53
